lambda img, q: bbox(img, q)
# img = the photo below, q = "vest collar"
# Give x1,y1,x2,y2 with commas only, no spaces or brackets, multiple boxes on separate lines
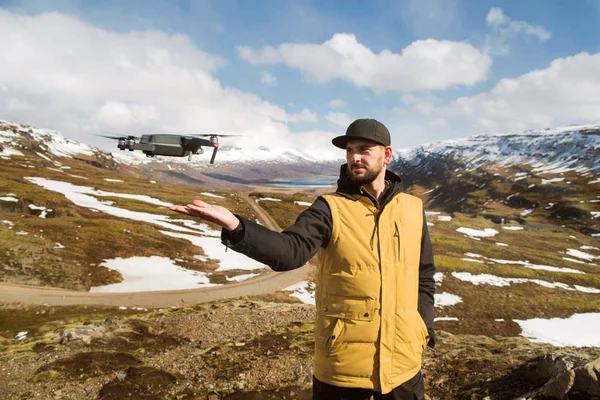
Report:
335,164,404,207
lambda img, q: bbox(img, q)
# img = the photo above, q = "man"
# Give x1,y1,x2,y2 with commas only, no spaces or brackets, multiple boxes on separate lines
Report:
170,118,436,400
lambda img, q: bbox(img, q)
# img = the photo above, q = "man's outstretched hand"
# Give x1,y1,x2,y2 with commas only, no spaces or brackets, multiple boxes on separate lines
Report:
169,200,240,231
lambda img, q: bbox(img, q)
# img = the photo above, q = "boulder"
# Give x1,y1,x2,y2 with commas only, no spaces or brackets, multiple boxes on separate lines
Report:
572,357,600,396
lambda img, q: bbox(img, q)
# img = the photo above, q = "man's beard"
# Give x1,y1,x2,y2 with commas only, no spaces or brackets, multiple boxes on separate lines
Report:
348,163,383,186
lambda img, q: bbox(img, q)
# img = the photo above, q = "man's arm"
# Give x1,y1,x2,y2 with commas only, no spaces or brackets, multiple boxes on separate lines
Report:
221,199,332,271
171,198,332,272
417,212,436,348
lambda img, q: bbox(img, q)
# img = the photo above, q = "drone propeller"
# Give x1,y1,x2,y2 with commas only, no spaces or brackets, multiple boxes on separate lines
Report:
96,134,140,140
192,134,243,138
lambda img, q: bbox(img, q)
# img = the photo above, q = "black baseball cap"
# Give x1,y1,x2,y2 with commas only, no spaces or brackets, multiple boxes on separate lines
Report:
332,118,391,149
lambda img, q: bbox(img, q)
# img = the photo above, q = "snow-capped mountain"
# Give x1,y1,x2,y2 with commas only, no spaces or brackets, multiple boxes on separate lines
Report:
0,120,96,159
110,141,344,166
394,124,600,179
2,119,599,182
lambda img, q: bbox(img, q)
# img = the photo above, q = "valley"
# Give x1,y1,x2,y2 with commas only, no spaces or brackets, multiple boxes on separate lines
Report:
0,120,599,399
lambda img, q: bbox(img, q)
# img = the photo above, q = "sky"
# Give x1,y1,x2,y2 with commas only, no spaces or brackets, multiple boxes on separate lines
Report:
1,0,599,157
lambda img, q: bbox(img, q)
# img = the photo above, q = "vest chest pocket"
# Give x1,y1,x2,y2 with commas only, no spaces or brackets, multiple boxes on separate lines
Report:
322,298,376,322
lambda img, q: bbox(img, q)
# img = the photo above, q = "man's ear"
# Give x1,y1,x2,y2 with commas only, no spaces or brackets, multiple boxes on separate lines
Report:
383,146,393,165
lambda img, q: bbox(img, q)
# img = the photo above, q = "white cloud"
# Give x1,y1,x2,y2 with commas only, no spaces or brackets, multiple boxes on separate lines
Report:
326,112,353,127
260,71,278,86
485,8,551,55
440,52,600,132
486,8,551,40
0,10,331,152
287,108,319,123
238,33,492,92
329,99,346,108
401,93,438,113
485,8,509,27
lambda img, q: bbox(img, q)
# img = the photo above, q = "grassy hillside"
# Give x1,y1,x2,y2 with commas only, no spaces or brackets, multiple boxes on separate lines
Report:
0,138,259,289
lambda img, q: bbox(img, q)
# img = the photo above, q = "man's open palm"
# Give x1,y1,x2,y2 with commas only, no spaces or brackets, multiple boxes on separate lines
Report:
169,200,240,231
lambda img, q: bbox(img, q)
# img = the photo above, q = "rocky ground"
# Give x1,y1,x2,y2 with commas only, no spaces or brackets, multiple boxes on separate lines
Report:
1,298,600,400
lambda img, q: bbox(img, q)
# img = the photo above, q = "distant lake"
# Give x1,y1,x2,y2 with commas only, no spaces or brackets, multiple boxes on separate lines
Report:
266,177,336,187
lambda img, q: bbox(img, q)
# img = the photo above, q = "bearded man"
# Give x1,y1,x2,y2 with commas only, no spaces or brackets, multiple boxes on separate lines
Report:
170,118,436,400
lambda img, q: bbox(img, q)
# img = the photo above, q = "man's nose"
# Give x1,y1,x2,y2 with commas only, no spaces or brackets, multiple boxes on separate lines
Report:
350,153,361,163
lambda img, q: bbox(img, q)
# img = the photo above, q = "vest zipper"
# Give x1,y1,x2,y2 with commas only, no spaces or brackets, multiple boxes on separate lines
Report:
370,210,380,251
360,187,382,252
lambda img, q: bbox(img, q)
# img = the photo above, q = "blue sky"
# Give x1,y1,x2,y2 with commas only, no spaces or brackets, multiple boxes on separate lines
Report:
0,0,599,156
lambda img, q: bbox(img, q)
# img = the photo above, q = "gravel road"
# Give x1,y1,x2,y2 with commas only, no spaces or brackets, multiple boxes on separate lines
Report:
0,195,310,307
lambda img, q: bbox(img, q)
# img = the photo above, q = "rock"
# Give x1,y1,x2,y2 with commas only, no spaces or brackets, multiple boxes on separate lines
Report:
572,357,600,396
233,381,245,390
535,354,556,382
59,326,105,344
536,356,575,399
104,315,120,330
117,372,126,381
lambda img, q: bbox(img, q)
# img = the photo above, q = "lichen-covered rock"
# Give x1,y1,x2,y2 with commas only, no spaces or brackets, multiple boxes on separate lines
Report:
59,325,105,344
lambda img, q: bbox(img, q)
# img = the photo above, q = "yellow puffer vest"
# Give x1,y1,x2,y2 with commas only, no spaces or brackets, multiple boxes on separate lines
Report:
314,191,428,394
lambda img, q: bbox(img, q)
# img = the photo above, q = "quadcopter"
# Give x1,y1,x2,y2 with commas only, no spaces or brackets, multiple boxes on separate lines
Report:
99,133,238,164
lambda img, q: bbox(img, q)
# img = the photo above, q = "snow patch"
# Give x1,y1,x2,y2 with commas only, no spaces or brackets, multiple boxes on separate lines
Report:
90,256,218,292
435,292,463,308
282,280,315,305
515,313,600,347
456,227,499,238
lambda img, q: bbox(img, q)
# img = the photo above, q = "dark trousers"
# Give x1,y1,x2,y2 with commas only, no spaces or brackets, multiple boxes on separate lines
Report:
313,371,425,400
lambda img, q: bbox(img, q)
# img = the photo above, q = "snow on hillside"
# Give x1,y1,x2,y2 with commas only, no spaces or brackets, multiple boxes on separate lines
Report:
396,124,600,177
0,120,94,159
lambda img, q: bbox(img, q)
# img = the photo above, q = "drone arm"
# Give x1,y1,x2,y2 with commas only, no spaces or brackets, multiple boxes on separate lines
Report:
210,144,218,164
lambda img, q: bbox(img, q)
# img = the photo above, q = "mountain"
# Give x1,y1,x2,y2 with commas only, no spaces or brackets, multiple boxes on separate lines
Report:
2,119,598,235
390,124,600,236
393,123,599,184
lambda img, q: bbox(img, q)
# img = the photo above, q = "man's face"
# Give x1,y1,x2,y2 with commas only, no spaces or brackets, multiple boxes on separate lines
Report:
345,139,392,186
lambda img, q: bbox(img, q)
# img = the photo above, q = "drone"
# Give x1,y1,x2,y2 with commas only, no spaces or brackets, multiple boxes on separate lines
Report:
99,133,238,164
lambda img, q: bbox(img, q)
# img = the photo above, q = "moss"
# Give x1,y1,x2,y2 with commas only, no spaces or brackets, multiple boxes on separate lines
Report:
0,305,143,341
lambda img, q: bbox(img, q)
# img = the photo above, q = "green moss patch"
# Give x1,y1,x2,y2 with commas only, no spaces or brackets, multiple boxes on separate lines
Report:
0,304,143,341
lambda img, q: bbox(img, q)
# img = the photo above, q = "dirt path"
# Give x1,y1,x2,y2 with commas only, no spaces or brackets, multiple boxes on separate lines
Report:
0,196,310,307
243,193,283,231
